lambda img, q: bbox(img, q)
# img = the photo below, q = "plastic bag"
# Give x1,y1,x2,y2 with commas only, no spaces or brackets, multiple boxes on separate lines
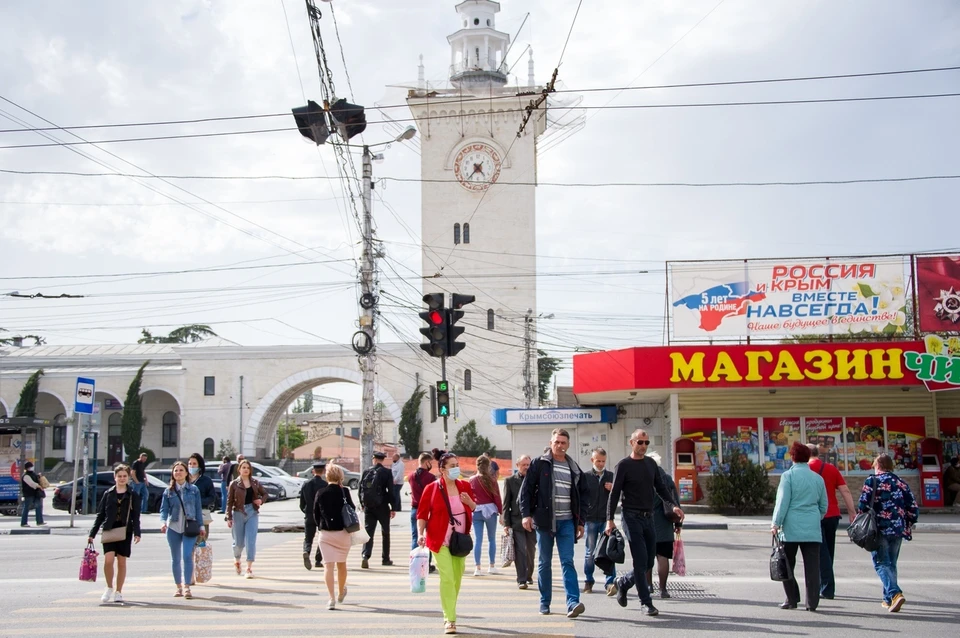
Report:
79,542,99,582
409,547,429,593
500,529,514,568
672,531,686,577
194,539,213,584
350,528,370,547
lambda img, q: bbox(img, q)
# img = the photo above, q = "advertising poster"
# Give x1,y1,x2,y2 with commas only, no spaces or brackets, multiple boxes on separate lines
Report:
670,258,907,339
762,417,800,473
720,418,760,466
844,417,885,473
916,255,960,332
1,434,35,501
680,418,718,473
805,417,844,469
885,416,925,472
940,418,960,460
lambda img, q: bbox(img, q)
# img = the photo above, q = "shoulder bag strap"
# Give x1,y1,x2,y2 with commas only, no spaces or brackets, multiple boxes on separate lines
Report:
439,482,458,528
816,461,825,475
175,486,190,520
123,489,133,525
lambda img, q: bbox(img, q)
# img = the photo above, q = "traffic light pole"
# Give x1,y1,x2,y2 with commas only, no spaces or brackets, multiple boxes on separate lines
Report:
359,145,377,469
441,355,448,448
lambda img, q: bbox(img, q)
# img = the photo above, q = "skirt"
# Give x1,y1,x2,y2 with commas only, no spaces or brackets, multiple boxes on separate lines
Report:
656,540,674,560
103,533,133,558
319,529,352,564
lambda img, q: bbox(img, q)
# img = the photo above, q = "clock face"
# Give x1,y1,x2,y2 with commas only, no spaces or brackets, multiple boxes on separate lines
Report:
453,143,502,192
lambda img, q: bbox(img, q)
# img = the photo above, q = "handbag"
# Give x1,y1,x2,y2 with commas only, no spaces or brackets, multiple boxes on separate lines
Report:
193,539,213,583
175,488,202,538
101,490,133,544
769,535,792,582
848,477,881,551
440,482,474,558
350,527,370,546
341,487,361,533
500,528,515,568
672,529,686,576
79,542,99,582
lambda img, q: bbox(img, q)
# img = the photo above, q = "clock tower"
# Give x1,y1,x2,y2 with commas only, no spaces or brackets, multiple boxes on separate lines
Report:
407,0,546,452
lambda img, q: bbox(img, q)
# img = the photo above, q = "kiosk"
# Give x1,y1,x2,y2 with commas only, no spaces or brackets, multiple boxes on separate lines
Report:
919,438,944,508
674,438,701,503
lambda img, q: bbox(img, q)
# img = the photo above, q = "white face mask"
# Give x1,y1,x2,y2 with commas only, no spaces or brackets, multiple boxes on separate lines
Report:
446,467,461,480
593,464,604,473
188,467,200,476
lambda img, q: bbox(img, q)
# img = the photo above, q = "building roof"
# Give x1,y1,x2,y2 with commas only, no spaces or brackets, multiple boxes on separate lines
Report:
0,344,176,357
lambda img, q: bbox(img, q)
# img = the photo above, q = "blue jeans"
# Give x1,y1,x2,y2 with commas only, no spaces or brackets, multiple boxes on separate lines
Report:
584,520,615,586
872,535,903,603
410,507,419,549
472,507,498,566
232,504,259,562
21,495,44,526
219,481,229,514
165,528,197,585
536,518,579,611
135,481,150,513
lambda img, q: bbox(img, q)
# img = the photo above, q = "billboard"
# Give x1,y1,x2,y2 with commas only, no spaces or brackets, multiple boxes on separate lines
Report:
670,258,907,339
916,255,960,333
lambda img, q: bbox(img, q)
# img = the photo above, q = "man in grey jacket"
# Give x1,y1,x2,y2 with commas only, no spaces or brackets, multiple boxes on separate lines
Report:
502,455,536,589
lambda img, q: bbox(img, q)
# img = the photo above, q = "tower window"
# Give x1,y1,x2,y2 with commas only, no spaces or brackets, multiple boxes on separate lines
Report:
486,19,491,26
487,308,495,330
464,369,472,391
463,223,470,244
473,18,479,26
454,223,461,245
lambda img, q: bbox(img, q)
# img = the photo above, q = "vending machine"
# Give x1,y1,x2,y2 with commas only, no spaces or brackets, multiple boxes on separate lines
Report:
919,438,944,508
674,438,701,503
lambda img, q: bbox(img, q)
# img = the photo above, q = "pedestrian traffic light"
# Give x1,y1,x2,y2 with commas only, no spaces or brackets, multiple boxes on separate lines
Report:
291,100,330,145
329,98,367,140
419,293,447,357
446,293,476,358
436,380,451,418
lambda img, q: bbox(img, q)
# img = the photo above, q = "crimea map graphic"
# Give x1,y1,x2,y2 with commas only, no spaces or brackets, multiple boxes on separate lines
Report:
673,282,767,332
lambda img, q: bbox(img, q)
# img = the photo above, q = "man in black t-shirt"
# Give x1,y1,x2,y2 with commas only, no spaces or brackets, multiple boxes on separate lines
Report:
606,429,684,616
130,453,149,513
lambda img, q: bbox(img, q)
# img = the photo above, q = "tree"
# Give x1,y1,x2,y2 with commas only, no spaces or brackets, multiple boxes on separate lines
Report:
216,438,238,459
705,452,776,515
121,361,149,462
398,386,426,456
14,369,44,417
452,419,496,457
302,391,313,413
277,422,306,458
0,332,46,346
537,349,562,405
138,324,218,344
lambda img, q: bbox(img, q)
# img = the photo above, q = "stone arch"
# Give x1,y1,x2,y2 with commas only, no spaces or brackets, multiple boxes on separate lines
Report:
94,389,125,406
36,390,69,417
243,366,403,456
0,397,8,416
141,387,183,415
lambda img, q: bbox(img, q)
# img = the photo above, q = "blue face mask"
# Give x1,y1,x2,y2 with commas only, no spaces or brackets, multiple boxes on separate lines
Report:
446,467,461,480
188,467,200,476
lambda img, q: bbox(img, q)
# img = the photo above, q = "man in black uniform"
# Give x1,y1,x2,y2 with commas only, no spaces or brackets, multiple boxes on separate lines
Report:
359,451,396,568
299,460,327,570
606,429,685,616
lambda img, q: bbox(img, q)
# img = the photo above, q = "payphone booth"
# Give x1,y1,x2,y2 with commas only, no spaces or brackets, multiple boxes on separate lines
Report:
919,437,944,508
674,438,701,503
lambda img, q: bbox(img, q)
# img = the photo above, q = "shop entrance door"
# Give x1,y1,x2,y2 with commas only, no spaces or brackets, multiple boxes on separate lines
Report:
107,414,123,465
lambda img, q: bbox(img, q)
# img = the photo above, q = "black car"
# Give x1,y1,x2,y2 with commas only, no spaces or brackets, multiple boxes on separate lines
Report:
52,472,167,514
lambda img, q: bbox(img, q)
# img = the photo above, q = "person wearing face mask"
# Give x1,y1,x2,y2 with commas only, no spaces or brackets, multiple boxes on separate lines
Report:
159,461,205,599
582,448,615,595
188,453,215,538
88,464,142,604
417,449,477,635
409,452,437,574
501,454,536,589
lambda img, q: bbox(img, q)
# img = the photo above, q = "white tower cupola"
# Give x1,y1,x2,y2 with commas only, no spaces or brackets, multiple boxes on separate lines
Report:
447,1,510,88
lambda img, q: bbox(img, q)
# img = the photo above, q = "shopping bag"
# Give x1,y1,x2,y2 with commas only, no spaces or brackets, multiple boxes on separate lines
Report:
769,536,792,582
409,547,429,593
848,481,880,551
499,529,514,568
350,528,370,547
194,539,213,584
79,542,99,582
672,530,686,577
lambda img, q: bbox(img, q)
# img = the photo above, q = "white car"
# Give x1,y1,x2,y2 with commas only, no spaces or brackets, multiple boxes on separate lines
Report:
250,462,304,499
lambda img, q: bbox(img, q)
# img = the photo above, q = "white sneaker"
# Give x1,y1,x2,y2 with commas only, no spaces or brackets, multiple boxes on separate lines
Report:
473,567,483,577
327,598,336,610
113,592,124,604
101,588,113,603
488,566,499,575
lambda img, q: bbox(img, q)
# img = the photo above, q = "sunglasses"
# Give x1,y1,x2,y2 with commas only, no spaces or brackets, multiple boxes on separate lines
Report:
633,440,650,445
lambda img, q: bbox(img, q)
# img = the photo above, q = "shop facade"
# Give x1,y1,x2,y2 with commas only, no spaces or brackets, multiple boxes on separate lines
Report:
573,340,960,501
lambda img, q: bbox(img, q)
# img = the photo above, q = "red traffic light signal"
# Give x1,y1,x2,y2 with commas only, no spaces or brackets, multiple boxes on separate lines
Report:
419,293,447,357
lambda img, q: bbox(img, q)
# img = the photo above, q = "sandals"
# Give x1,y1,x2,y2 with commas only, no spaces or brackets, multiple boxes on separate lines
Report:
444,621,457,635
234,561,242,575
174,587,183,598
184,587,193,600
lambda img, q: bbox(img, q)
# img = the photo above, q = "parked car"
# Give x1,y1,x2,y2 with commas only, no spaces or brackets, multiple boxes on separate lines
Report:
297,466,361,489
248,462,300,499
52,472,167,513
147,468,225,511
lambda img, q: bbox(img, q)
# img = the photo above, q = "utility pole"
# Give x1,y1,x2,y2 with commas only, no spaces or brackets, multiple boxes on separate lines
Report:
523,308,534,408
359,145,377,471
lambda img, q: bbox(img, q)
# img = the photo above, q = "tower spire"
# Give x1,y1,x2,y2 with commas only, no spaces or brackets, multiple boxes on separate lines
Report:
448,1,510,88
418,54,425,90
527,48,535,88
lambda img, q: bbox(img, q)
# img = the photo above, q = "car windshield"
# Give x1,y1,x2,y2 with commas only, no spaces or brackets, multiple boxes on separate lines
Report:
263,467,289,477
145,474,167,488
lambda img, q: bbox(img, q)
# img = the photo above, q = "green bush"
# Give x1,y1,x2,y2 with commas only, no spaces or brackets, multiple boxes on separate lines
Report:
705,452,776,515
135,447,157,464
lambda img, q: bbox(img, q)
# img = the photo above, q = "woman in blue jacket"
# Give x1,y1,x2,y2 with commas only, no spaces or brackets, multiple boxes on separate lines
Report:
771,442,828,611
160,460,205,599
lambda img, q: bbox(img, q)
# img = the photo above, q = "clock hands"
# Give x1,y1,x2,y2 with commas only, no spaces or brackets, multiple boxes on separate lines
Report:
469,162,485,181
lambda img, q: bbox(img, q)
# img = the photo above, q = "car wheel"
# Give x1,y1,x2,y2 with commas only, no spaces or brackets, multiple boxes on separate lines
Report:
348,479,359,489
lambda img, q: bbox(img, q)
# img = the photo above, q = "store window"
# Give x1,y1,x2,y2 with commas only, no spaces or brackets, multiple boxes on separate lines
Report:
805,417,844,469
844,417,884,474
162,411,179,447
886,416,924,471
762,417,800,473
720,418,760,466
680,418,718,473
942,418,960,460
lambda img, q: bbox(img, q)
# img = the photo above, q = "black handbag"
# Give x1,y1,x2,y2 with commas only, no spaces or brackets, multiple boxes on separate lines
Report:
440,483,474,558
175,489,202,538
769,536,792,582
594,527,626,576
848,477,881,551
341,487,361,533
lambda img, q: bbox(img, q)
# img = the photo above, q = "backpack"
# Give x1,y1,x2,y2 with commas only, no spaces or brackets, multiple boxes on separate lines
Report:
360,467,383,508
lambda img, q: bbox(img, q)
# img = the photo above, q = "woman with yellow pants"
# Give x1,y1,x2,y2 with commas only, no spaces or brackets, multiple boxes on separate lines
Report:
417,449,477,635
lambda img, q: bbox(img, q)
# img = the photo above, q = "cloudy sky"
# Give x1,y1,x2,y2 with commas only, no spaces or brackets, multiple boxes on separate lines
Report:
1,0,958,405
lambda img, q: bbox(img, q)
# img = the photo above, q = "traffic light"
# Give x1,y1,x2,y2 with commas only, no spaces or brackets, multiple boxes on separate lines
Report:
419,293,447,357
291,100,330,145
329,98,367,140
436,380,451,418
446,293,476,358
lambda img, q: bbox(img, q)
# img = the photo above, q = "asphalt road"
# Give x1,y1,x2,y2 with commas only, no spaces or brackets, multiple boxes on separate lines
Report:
0,495,955,638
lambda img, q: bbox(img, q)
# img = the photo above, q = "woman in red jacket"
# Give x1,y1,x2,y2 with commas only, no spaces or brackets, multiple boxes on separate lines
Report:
417,449,477,635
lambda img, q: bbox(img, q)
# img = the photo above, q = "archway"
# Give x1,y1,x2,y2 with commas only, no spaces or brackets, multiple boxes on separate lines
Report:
244,366,403,457
141,388,183,463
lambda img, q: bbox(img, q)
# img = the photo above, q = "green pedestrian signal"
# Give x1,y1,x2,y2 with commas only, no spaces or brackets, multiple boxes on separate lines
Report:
436,380,451,417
